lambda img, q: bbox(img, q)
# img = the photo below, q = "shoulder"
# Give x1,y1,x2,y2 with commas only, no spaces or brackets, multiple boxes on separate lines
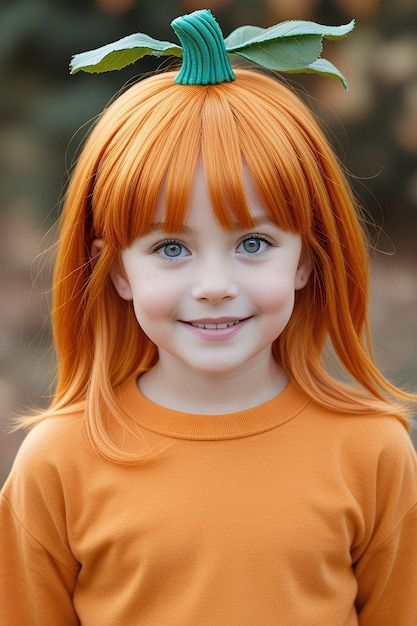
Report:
299,398,417,485
340,411,415,457
1,410,97,533
0,414,86,571
2,411,90,495
305,398,415,452
348,414,417,490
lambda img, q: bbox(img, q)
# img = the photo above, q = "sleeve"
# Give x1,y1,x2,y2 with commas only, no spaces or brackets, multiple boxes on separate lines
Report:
0,425,81,626
353,426,417,625
0,493,79,626
355,503,417,625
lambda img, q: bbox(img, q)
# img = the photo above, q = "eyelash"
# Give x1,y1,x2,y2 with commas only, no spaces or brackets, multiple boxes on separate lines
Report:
236,234,274,257
150,234,275,261
150,239,190,262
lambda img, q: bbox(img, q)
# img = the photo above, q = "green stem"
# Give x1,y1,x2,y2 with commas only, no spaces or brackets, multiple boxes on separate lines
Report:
171,9,235,85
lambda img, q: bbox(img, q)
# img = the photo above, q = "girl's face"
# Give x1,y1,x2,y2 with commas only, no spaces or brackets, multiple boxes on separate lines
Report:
111,166,311,380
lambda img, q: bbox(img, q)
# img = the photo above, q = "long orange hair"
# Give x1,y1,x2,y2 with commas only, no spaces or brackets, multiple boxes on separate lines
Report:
23,69,415,461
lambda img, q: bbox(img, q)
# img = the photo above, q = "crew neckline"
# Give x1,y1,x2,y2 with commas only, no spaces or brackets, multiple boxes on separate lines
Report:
119,375,311,441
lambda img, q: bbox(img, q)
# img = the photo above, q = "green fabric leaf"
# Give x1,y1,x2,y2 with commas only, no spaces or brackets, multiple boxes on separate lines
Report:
225,19,354,50
229,36,324,72
224,19,354,87
223,25,264,49
70,33,182,74
305,58,349,89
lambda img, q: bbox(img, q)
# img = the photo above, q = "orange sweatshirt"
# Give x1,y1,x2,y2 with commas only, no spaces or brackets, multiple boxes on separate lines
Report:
1,376,417,625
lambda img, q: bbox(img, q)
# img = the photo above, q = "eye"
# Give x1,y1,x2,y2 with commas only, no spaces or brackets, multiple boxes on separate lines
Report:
152,239,190,259
236,235,272,256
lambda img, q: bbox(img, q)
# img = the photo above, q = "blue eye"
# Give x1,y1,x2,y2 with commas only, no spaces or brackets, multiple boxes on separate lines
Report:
242,238,261,253
237,236,271,255
152,240,190,259
162,243,183,257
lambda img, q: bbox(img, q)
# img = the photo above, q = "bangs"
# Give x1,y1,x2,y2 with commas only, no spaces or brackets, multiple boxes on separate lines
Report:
90,70,328,248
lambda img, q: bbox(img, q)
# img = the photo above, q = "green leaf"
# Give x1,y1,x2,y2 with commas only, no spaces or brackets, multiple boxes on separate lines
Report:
225,19,354,86
225,19,355,50
70,33,182,74
223,25,264,49
305,58,350,89
229,35,323,72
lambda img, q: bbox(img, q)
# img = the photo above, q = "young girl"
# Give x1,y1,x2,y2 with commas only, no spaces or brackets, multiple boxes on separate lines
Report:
1,9,416,625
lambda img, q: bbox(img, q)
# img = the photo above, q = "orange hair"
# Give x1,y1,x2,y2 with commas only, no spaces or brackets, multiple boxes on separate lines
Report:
22,69,415,461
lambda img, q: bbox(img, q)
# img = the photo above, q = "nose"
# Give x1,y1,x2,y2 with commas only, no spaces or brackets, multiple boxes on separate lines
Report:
191,255,238,303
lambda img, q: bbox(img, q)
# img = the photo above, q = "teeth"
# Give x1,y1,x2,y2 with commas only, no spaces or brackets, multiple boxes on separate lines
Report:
191,320,240,329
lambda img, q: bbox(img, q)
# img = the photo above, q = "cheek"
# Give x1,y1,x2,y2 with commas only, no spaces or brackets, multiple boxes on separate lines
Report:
249,270,297,314
130,275,180,322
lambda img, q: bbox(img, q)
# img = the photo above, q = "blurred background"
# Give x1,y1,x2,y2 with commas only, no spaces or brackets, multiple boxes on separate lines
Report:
1,0,416,485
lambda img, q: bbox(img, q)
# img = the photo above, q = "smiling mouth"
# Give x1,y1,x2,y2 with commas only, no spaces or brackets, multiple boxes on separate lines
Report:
190,320,242,330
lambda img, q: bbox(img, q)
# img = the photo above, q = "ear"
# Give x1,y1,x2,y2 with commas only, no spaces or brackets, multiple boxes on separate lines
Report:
294,249,313,291
90,238,103,264
91,238,133,301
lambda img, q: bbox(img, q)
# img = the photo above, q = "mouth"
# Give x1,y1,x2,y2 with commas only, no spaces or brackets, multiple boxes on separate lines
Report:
181,317,251,340
189,320,242,330
183,317,250,329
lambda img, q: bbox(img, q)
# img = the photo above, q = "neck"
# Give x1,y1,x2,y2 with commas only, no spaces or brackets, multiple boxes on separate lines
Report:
138,350,289,414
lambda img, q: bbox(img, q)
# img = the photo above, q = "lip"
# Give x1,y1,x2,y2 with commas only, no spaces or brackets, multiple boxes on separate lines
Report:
181,317,251,340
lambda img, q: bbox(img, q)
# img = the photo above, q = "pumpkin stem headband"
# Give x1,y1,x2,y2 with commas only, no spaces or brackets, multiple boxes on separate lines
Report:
70,8,354,89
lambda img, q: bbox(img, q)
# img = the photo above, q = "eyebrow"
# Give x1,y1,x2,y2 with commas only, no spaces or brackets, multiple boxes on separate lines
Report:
148,215,277,234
